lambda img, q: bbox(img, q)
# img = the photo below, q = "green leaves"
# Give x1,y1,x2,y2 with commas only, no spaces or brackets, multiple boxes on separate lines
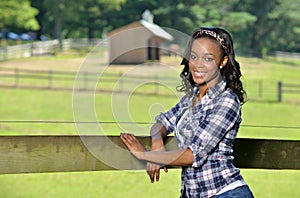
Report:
223,12,257,31
0,0,39,30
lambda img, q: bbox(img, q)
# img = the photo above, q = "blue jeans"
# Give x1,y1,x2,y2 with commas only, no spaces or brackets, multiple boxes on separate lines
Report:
213,185,254,198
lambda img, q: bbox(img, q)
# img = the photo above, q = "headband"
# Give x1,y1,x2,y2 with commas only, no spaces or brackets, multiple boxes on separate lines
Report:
193,29,228,53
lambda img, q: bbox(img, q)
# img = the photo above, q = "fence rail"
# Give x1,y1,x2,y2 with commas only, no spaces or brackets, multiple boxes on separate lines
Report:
0,135,299,174
0,67,179,96
0,40,59,60
1,67,300,102
0,68,300,102
0,39,103,61
274,51,300,59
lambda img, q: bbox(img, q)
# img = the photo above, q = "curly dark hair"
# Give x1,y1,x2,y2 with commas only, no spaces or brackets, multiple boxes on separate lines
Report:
177,27,247,104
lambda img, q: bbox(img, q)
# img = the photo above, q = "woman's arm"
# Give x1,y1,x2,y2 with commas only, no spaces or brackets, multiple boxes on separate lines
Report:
141,149,194,166
150,122,167,151
147,122,168,183
144,97,185,182
120,133,194,166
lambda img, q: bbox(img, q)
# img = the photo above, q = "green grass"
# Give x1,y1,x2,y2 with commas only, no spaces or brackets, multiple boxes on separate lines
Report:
0,55,299,197
0,169,299,198
240,102,300,139
1,88,299,139
0,170,182,198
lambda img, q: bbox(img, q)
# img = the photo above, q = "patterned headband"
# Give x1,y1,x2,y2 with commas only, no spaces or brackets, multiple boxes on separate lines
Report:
193,29,228,53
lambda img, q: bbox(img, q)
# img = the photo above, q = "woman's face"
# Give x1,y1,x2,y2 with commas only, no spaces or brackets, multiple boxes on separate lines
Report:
189,37,228,87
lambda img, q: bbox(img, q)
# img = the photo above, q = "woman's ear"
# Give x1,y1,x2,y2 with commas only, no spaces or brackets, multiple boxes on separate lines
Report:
221,56,229,67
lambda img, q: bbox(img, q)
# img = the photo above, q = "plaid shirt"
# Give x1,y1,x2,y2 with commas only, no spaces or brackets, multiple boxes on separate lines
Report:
156,79,244,198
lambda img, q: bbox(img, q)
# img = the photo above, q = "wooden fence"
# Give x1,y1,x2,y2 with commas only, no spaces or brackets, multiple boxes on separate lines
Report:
0,67,178,96
2,67,300,101
274,51,300,59
0,40,59,60
0,39,103,61
0,135,299,174
278,81,300,102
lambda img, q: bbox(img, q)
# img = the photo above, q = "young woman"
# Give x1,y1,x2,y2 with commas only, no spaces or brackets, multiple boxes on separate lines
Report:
120,27,254,198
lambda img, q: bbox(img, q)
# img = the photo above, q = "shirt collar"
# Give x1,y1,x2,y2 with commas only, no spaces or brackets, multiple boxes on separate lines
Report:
206,78,227,99
194,78,226,99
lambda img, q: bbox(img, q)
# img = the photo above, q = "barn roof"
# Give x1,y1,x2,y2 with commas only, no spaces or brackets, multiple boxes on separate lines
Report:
139,20,173,41
107,20,173,41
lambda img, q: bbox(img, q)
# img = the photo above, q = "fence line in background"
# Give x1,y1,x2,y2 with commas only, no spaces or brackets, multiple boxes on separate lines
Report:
273,51,300,59
1,40,300,61
0,39,103,61
0,67,179,96
2,67,300,102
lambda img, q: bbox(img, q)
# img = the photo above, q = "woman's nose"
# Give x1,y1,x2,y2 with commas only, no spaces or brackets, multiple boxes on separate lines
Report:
192,59,204,68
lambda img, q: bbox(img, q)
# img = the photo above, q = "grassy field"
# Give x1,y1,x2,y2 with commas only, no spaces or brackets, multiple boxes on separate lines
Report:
0,53,299,197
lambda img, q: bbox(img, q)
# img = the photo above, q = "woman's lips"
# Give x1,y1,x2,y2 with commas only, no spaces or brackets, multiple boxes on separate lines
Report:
193,71,206,78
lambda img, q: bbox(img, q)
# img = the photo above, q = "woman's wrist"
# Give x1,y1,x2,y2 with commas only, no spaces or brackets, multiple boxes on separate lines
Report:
134,151,146,160
151,139,165,151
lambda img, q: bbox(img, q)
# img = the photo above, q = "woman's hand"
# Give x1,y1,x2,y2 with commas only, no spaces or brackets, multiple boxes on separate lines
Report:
146,139,168,183
120,133,146,159
146,162,168,183
120,132,168,183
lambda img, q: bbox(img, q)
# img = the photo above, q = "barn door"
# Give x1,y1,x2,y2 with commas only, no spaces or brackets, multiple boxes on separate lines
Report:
147,39,160,61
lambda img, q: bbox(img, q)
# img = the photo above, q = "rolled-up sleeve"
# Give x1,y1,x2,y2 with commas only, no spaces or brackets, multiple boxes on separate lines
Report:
189,94,241,168
155,95,188,134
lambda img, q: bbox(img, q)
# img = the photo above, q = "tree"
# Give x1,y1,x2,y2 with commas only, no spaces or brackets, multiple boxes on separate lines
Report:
239,0,279,57
73,0,125,38
153,0,201,35
32,0,125,39
110,0,157,29
266,0,300,53
231,0,300,56
0,0,39,34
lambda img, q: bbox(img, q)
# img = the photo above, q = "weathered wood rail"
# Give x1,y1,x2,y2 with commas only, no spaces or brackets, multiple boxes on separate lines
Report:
0,136,299,174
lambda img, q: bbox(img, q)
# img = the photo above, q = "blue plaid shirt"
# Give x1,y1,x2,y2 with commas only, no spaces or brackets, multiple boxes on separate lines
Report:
156,79,245,197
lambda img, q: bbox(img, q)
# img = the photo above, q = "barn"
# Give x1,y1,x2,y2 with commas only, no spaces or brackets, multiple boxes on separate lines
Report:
107,14,173,64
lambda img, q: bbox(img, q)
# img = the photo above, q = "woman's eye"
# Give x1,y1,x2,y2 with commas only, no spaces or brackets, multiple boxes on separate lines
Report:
190,54,197,60
204,57,213,62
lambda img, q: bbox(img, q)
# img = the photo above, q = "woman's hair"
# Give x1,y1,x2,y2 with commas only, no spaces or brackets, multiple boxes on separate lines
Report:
178,26,247,104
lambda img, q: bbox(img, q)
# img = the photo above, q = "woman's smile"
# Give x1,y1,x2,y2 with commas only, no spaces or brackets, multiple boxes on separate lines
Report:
193,70,207,78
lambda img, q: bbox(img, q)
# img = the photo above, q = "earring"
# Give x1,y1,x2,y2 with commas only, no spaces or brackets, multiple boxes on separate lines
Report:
220,66,223,69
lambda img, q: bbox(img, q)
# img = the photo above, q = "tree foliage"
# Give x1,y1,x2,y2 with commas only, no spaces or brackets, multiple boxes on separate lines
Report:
0,0,39,31
2,0,300,56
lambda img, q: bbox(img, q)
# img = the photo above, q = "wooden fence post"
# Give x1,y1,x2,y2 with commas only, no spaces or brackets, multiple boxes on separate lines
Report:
278,81,282,102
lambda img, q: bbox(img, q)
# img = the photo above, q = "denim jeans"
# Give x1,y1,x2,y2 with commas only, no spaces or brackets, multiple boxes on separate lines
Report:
213,185,254,198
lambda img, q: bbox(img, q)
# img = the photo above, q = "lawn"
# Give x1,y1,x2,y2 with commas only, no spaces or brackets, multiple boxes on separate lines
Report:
0,170,298,198
0,53,299,197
